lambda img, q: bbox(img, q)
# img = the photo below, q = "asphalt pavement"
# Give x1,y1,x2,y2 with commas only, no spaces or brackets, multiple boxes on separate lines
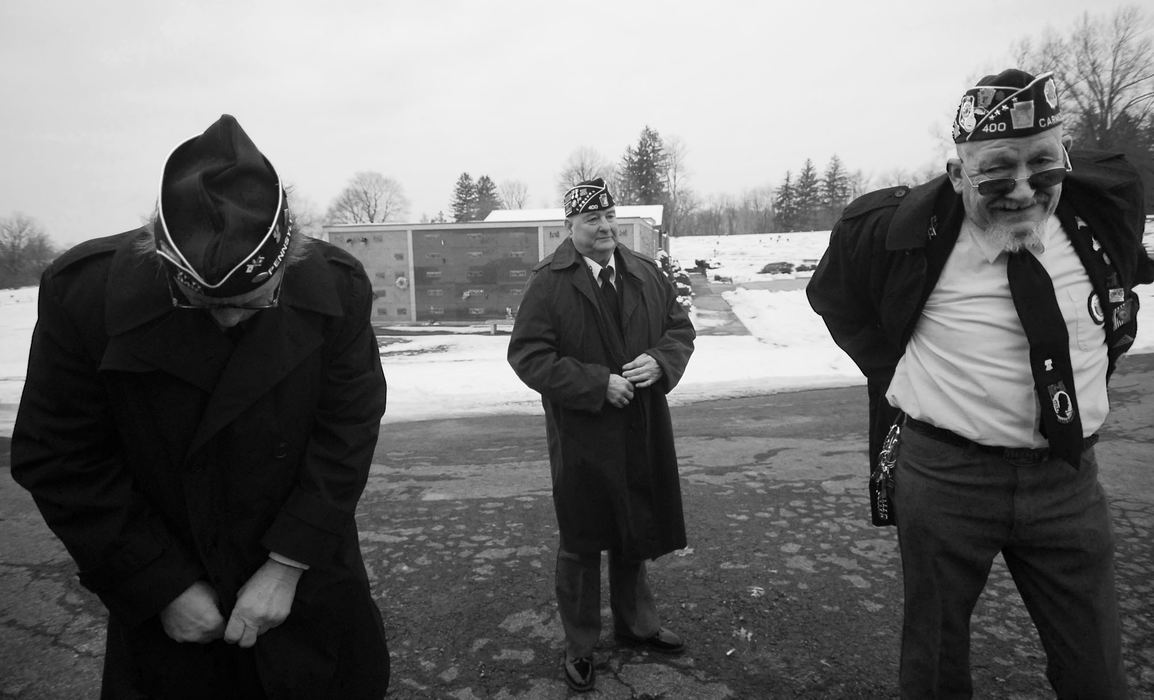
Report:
2,354,1152,699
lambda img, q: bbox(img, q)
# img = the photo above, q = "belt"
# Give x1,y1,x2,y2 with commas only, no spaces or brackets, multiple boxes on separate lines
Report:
903,417,1098,465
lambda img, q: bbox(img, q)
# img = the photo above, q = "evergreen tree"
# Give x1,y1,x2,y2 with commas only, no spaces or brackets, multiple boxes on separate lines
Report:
820,155,852,229
793,159,822,231
617,126,670,206
773,172,797,232
615,145,636,201
474,175,504,220
451,172,478,222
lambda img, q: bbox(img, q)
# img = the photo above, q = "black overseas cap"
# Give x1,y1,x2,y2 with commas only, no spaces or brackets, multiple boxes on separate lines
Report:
156,114,292,298
952,69,1062,143
563,177,615,217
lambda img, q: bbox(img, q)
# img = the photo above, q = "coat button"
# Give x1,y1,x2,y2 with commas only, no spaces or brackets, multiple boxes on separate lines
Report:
274,442,288,459
894,188,907,198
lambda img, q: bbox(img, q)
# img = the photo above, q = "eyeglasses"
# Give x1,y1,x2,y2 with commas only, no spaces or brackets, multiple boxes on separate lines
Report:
962,146,1072,197
168,276,282,311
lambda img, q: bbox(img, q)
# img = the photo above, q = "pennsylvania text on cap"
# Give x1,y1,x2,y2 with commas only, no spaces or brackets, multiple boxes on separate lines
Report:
156,114,293,298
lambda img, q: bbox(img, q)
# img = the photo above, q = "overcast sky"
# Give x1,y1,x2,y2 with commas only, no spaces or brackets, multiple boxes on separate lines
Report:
0,0,1137,246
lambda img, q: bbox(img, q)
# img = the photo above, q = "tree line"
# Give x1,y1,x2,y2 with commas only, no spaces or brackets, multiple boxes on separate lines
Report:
0,214,55,289
319,7,1153,237
4,5,1151,287
1014,5,1154,209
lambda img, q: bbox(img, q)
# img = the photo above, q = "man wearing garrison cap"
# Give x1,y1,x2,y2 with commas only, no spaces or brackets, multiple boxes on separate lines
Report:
508,178,695,692
12,115,390,698
808,69,1153,696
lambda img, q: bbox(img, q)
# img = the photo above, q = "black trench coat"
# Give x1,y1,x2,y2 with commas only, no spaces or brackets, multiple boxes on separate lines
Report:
11,229,389,699
507,239,695,560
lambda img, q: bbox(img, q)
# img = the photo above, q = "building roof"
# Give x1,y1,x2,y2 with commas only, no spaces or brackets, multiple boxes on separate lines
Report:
485,204,663,226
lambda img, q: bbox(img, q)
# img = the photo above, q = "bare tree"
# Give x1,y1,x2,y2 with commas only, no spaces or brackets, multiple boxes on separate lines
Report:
847,169,871,199
1015,6,1154,213
284,183,323,239
663,135,694,237
325,171,410,224
870,162,943,190
499,179,530,209
1014,6,1154,148
0,212,56,288
556,146,617,201
743,186,775,233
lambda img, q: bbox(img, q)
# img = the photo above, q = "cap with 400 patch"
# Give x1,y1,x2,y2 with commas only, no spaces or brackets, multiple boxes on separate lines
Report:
563,177,615,218
156,114,292,298
952,69,1062,143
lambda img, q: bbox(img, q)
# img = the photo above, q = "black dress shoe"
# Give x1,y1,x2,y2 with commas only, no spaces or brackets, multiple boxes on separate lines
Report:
615,627,685,654
563,656,595,692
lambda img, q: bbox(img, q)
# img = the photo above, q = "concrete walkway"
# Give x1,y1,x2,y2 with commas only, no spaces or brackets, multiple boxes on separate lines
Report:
687,272,750,336
2,355,1152,698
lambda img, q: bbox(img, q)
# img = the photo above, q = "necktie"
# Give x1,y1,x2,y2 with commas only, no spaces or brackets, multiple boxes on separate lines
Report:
1006,250,1083,467
598,266,621,330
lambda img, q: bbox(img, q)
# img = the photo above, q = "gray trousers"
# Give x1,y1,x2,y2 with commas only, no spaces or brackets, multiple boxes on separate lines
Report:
555,547,661,659
893,427,1128,699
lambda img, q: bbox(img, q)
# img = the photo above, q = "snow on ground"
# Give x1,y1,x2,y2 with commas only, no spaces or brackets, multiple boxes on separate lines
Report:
2,232,1153,435
0,287,39,433
669,231,830,283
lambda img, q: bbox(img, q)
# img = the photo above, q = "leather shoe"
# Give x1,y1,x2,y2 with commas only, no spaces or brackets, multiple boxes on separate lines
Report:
563,656,595,693
615,627,685,654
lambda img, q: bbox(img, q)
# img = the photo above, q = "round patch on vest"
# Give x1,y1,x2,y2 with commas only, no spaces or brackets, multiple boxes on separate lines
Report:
1051,388,1075,424
1087,292,1105,325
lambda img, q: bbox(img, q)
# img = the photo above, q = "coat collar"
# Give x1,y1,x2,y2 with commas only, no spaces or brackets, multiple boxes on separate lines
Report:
884,155,1140,266
550,237,639,366
549,236,646,279
1058,165,1142,288
101,231,345,453
885,175,965,251
105,230,342,336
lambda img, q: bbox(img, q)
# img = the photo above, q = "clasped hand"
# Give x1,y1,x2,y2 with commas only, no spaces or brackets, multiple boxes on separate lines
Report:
160,559,302,648
606,353,664,408
622,353,662,389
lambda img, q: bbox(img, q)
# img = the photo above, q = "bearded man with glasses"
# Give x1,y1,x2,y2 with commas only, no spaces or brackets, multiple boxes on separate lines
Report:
12,115,390,698
808,69,1153,698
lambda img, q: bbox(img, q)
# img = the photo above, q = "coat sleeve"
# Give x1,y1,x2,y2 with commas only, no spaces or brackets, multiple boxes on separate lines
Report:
11,267,205,626
507,269,611,412
260,259,387,567
806,210,905,382
643,268,695,394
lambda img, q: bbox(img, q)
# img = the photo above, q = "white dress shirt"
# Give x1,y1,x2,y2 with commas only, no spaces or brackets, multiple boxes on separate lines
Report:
887,215,1109,447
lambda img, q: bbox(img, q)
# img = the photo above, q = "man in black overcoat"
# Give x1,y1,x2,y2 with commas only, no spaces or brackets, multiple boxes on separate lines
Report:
507,178,695,692
11,115,390,698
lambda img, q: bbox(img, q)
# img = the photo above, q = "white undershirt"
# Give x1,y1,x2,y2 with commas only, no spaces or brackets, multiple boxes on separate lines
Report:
887,215,1109,447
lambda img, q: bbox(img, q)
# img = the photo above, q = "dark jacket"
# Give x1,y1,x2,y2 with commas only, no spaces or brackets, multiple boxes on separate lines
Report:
807,149,1153,498
507,238,695,560
11,229,389,698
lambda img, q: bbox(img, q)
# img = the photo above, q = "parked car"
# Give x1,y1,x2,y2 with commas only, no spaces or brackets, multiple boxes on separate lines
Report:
759,261,795,274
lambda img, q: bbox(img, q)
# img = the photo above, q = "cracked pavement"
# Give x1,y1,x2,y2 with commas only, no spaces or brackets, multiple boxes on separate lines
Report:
2,354,1152,698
